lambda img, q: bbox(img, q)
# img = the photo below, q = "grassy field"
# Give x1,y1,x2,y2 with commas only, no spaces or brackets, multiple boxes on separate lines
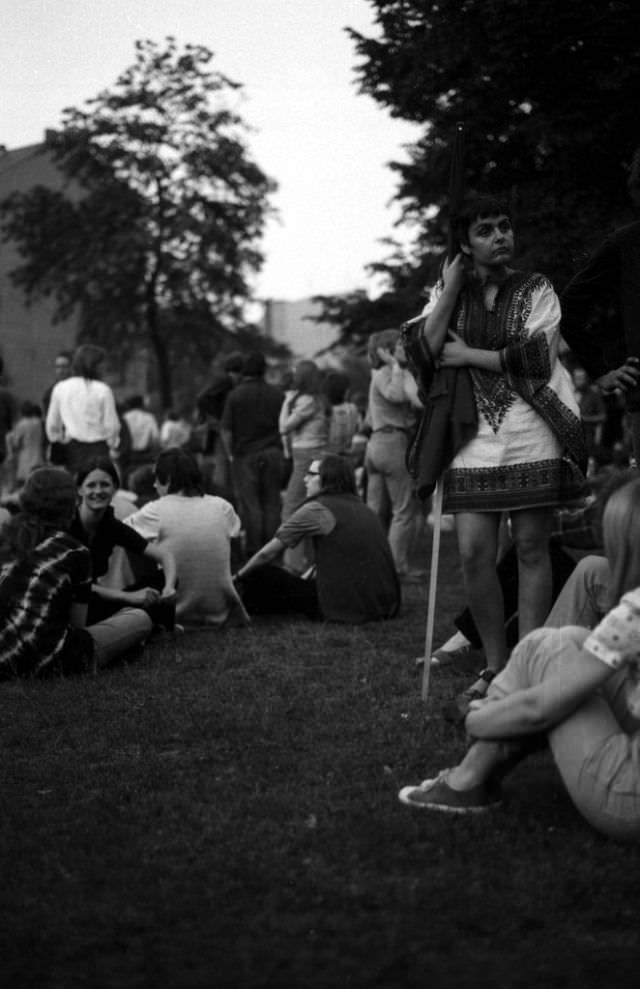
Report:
2,528,640,989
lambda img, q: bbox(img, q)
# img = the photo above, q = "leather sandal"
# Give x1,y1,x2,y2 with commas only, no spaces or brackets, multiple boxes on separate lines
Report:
442,667,497,726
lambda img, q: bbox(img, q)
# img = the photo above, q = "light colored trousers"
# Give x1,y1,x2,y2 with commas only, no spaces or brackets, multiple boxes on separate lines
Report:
491,621,640,840
88,607,152,669
545,554,610,630
365,430,417,575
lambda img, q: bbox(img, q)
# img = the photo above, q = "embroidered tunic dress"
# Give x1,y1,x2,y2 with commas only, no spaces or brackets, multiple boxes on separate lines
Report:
423,272,587,513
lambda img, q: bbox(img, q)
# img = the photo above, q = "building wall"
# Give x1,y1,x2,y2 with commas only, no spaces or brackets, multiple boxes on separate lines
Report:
262,298,339,359
0,142,80,406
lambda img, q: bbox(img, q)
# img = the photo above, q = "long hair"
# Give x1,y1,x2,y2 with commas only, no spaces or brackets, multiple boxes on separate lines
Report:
603,477,640,605
1,468,77,563
154,448,204,496
318,454,357,496
75,457,120,489
293,360,321,395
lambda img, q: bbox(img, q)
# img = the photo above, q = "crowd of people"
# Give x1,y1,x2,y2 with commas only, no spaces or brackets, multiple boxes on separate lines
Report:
0,339,409,681
3,178,640,842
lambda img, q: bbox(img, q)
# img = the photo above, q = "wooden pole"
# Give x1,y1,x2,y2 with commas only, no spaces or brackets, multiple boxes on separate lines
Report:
421,480,443,700
420,121,465,702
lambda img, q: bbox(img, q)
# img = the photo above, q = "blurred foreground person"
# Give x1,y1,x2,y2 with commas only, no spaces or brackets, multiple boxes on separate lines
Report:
399,476,640,840
234,454,400,624
0,468,151,679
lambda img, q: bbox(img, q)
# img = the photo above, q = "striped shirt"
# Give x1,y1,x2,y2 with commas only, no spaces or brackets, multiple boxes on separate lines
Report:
0,531,93,678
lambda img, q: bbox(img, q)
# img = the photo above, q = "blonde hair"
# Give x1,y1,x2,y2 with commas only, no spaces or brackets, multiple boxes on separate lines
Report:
603,477,640,605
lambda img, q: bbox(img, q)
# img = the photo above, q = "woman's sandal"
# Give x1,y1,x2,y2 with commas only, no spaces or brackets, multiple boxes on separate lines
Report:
442,667,497,726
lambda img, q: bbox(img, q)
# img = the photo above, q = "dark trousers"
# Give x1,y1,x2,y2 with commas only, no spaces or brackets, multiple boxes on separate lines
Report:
88,569,175,631
237,564,321,620
65,439,110,476
231,447,284,558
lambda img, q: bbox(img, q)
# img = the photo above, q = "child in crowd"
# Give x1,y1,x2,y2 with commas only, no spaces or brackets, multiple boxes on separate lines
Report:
5,401,45,489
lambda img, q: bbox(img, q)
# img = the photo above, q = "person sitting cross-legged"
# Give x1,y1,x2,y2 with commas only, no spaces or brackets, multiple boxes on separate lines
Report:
0,468,151,679
234,454,400,625
399,475,640,840
123,448,248,627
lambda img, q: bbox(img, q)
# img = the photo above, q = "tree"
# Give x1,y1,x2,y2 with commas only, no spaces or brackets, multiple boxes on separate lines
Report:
314,0,640,344
0,37,277,406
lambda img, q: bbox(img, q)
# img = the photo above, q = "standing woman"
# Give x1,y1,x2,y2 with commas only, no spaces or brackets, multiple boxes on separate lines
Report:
365,329,423,580
45,344,120,475
279,360,329,572
70,457,177,629
420,196,586,716
0,468,151,679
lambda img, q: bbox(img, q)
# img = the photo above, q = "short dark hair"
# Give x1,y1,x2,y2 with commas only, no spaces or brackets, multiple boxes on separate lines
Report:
318,454,357,495
243,351,266,378
125,394,145,410
75,456,121,489
154,448,203,496
72,344,106,380
454,195,512,246
223,351,244,374
322,371,350,406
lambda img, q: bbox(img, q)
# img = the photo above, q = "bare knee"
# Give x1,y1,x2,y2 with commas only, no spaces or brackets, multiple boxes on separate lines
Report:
514,532,549,569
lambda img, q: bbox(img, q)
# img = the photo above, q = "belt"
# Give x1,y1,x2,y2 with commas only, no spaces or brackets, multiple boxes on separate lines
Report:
373,425,408,434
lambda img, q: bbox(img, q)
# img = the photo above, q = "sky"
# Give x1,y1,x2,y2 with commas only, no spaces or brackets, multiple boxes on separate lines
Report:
0,0,421,302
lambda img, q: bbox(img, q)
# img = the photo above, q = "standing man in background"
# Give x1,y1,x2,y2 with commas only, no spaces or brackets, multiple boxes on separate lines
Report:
221,352,284,559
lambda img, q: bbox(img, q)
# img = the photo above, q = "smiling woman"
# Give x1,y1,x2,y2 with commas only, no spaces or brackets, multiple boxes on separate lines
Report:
69,457,178,630
0,467,152,677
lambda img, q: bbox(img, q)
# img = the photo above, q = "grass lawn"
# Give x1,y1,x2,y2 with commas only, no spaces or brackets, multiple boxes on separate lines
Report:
2,528,640,989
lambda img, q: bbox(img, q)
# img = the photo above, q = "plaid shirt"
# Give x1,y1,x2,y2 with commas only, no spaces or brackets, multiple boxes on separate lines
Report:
0,530,93,678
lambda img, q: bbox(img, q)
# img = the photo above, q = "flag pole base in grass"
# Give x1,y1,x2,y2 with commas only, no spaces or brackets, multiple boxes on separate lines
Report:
422,480,443,702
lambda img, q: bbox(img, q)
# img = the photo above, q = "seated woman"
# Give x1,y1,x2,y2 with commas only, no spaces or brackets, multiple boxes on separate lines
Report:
70,457,177,629
399,476,640,841
123,448,247,626
234,454,401,624
0,468,151,679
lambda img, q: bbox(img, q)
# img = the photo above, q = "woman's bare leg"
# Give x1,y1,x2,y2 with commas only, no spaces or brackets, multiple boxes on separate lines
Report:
456,511,509,674
510,507,553,637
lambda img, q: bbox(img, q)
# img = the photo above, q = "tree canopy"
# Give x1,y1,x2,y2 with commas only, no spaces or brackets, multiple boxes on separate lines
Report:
1,37,277,405
315,0,640,348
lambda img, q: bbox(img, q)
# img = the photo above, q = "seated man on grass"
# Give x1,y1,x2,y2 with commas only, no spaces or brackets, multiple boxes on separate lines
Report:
233,454,400,625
